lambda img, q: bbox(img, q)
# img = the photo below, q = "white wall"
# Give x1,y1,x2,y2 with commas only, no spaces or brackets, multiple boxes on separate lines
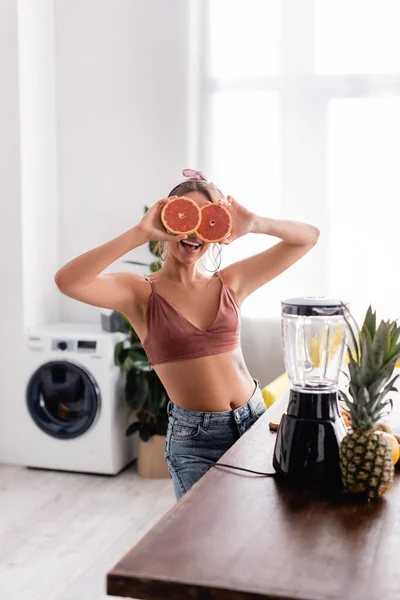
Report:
0,0,195,464
0,0,282,465
55,0,192,323
0,0,25,464
18,0,60,330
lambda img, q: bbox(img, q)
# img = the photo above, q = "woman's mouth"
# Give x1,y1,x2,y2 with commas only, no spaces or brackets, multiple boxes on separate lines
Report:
179,238,203,253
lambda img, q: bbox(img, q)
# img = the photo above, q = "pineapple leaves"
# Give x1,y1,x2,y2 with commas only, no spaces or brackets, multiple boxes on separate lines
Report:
386,322,400,364
341,302,360,362
368,363,399,401
340,302,400,430
338,389,352,412
361,305,376,344
360,333,375,385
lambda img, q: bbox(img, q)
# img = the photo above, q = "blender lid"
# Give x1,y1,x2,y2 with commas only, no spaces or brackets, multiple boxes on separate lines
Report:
281,297,349,317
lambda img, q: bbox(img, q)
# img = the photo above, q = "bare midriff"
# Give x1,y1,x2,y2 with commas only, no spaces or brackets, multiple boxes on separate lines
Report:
153,348,256,411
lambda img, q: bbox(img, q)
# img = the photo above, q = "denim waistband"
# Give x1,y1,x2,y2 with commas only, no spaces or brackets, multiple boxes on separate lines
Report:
167,379,263,424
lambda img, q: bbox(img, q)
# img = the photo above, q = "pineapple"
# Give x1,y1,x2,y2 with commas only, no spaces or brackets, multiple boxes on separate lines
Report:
339,304,400,500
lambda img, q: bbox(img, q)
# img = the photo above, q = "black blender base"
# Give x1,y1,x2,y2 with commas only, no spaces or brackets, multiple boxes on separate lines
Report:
273,389,347,488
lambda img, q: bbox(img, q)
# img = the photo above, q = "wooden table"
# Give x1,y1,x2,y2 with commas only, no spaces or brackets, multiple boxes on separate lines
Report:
107,389,400,600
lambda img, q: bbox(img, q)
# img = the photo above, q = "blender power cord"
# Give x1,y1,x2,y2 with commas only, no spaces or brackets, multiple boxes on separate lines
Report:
212,463,277,477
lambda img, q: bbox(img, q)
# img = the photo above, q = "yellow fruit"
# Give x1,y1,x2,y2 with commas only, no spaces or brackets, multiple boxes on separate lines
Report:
376,431,400,465
342,414,352,429
339,407,351,429
375,422,392,434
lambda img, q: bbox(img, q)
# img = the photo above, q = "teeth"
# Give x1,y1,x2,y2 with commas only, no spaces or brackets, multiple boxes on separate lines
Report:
181,240,200,247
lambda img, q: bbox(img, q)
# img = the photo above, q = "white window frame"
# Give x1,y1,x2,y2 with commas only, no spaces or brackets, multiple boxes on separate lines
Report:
188,0,400,315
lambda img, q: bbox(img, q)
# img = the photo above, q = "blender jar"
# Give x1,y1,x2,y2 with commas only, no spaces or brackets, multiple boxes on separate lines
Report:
281,297,348,393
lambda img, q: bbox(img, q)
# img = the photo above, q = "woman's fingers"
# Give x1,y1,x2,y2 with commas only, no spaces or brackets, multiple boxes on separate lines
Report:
217,195,234,208
220,233,232,245
163,233,187,243
154,196,174,210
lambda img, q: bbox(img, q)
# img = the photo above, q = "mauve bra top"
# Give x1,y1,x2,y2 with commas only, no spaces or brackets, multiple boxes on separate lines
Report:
142,271,241,366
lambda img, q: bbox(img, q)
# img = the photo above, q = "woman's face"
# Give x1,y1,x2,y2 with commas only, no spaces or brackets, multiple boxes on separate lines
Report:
167,191,212,264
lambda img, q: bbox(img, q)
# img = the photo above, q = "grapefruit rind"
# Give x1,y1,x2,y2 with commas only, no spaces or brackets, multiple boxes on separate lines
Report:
161,196,202,235
196,203,232,243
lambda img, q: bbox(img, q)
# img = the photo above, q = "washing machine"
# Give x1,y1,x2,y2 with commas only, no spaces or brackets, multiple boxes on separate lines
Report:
23,323,137,475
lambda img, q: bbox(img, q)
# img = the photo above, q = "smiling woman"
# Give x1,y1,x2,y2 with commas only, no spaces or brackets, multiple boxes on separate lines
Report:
54,168,319,499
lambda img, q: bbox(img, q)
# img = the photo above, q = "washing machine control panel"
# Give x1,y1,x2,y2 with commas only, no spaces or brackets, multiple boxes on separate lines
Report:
52,339,73,352
51,339,97,353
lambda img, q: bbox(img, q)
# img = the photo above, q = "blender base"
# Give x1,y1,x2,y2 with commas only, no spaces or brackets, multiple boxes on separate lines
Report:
272,389,347,488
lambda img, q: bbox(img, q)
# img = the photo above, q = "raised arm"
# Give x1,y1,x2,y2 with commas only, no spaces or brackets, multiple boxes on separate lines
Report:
219,196,320,302
54,197,186,312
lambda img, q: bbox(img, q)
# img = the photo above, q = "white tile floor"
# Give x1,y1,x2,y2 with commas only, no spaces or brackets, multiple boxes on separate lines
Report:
0,463,175,600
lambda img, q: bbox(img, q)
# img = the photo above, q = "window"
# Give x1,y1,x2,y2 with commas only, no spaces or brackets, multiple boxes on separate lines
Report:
199,0,400,321
328,97,400,318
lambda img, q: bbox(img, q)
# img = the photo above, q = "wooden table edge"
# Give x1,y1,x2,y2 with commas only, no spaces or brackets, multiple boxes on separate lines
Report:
107,570,310,600
106,395,289,599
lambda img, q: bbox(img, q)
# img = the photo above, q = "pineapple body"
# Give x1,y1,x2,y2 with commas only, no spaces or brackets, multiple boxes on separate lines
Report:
340,428,394,500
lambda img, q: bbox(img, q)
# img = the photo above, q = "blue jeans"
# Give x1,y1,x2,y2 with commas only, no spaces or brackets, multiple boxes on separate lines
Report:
164,380,266,500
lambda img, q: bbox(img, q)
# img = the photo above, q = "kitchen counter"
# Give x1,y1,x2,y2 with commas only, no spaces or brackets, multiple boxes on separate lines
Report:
108,387,400,600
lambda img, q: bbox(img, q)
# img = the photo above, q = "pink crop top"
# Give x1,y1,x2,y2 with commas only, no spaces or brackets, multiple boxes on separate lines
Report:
142,271,240,366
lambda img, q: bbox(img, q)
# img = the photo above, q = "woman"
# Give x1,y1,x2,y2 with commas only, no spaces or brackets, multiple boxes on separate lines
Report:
55,169,319,499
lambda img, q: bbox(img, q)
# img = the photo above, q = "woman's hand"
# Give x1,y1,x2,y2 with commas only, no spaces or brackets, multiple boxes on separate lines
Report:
218,196,256,245
136,197,188,243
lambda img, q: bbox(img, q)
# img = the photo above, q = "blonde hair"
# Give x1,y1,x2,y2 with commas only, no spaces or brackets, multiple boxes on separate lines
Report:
154,180,224,271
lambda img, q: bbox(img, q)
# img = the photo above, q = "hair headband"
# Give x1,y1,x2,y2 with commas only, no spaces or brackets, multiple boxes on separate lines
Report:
181,168,226,201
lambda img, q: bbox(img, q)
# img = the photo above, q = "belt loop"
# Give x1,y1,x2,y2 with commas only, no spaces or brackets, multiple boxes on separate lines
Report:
249,380,259,417
248,396,257,418
202,412,210,429
167,400,173,417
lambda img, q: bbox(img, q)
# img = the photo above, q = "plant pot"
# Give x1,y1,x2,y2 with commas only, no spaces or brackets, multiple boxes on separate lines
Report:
137,434,170,479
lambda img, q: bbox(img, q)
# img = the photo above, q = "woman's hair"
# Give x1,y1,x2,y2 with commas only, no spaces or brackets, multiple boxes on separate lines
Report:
154,180,224,271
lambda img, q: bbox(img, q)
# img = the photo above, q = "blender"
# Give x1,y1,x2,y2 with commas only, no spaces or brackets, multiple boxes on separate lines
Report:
273,297,349,487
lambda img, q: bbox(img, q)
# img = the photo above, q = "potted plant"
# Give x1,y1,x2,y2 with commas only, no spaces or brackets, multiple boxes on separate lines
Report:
114,208,170,478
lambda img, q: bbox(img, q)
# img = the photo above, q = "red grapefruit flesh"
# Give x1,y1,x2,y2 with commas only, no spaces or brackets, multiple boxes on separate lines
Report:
161,196,201,235
196,203,232,243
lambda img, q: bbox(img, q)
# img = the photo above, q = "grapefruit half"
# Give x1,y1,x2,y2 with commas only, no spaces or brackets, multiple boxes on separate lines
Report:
161,196,201,235
196,203,232,243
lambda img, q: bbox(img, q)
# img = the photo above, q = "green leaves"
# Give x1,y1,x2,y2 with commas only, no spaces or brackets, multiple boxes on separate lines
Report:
125,370,149,411
342,302,360,363
149,241,160,257
361,305,376,344
124,260,152,268
126,421,141,437
341,302,400,430
150,260,162,272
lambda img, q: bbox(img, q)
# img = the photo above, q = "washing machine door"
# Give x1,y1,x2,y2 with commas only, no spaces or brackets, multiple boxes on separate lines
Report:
27,361,100,439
